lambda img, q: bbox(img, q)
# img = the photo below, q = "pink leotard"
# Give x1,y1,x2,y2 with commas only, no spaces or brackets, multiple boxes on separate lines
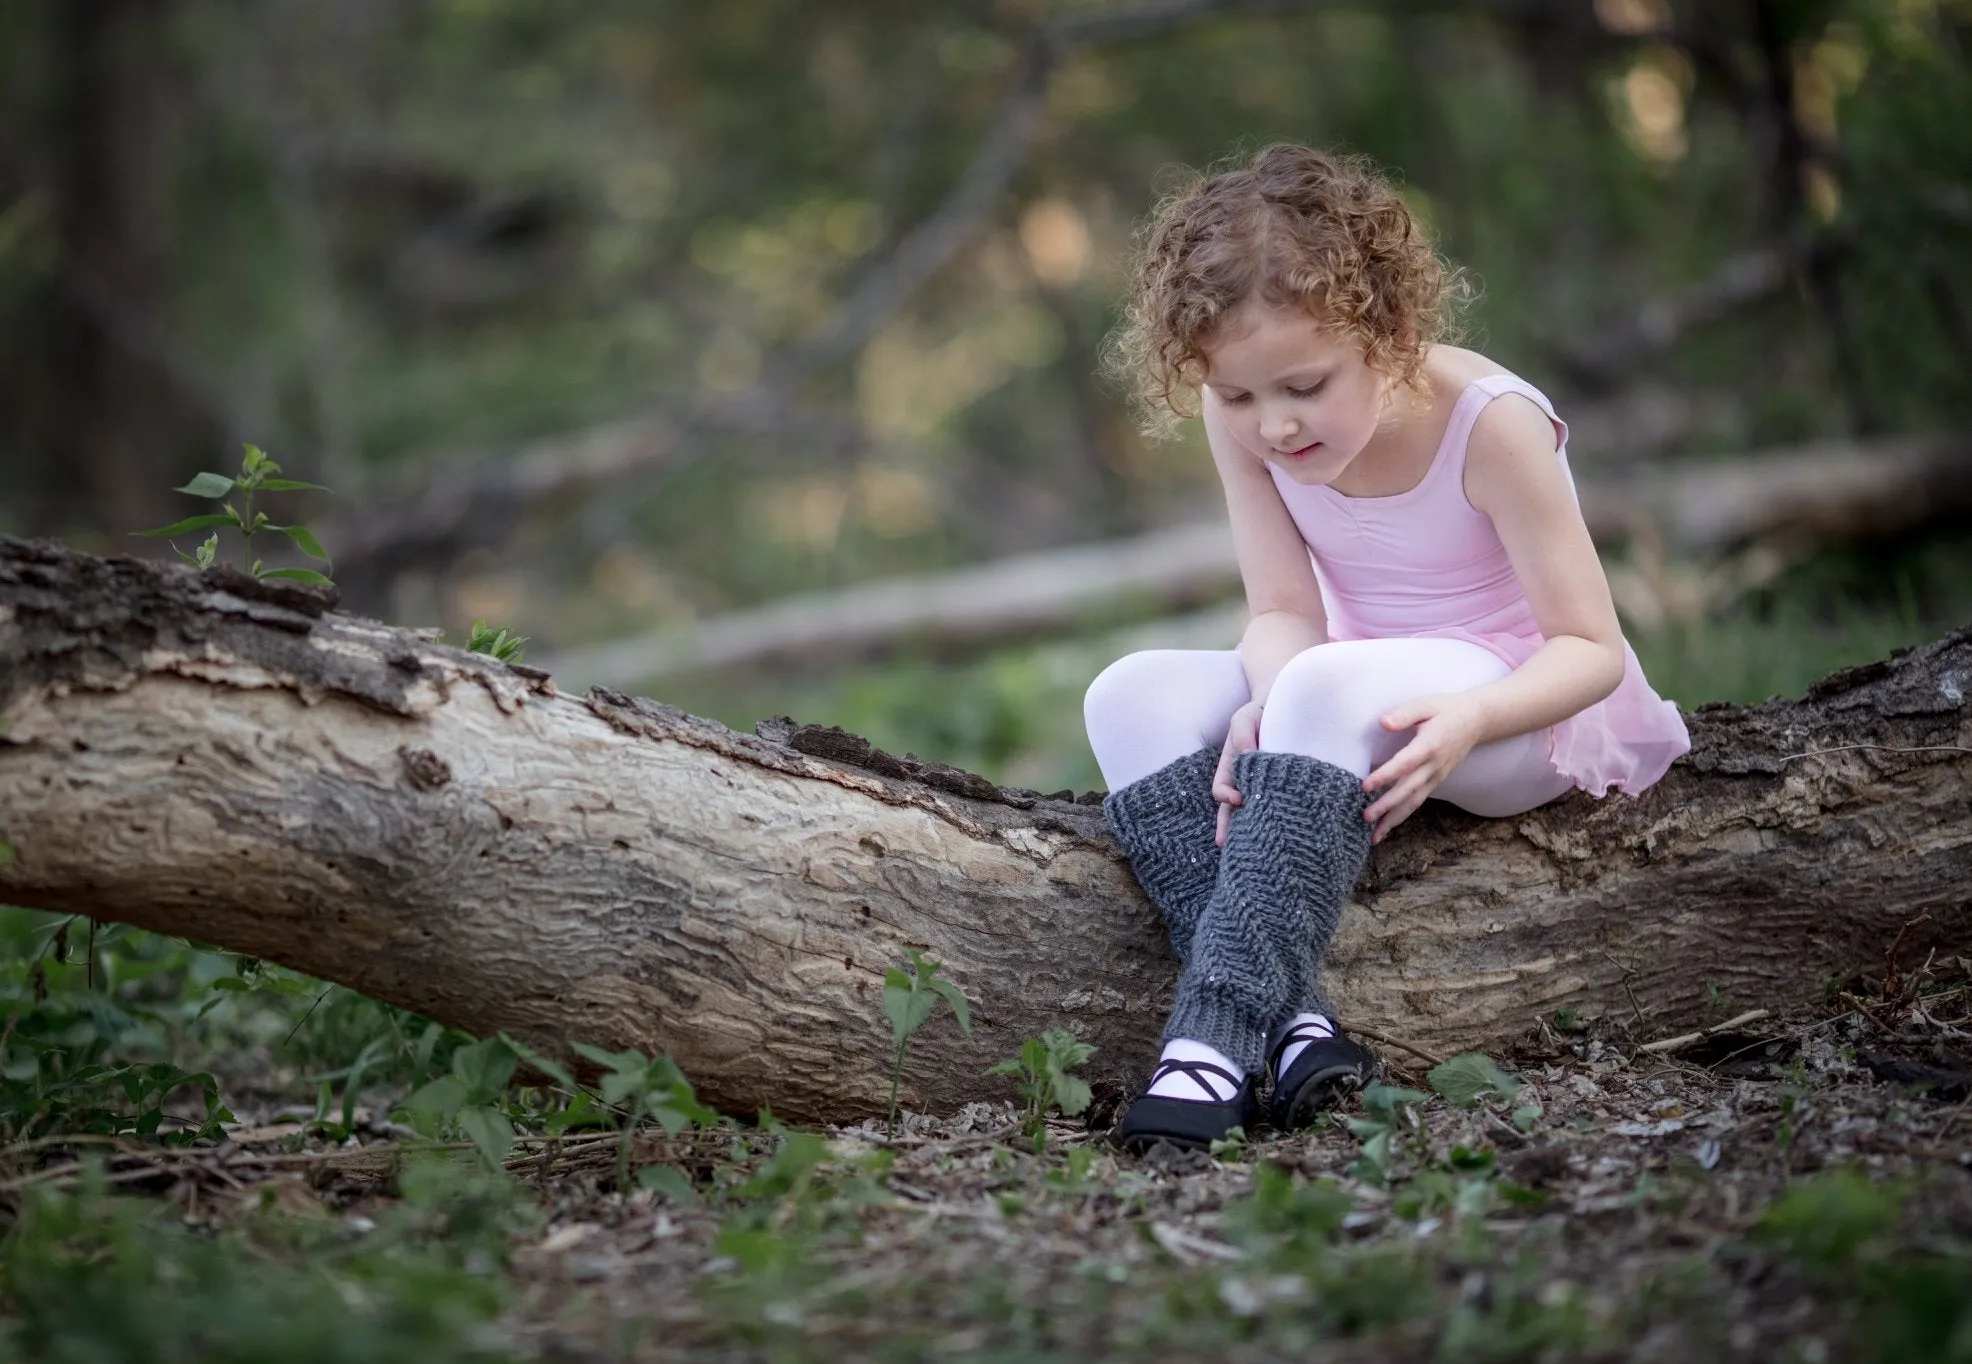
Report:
1270,372,1689,796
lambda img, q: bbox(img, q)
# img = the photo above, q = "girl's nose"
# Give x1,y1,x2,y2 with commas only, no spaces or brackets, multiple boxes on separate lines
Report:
1261,410,1299,444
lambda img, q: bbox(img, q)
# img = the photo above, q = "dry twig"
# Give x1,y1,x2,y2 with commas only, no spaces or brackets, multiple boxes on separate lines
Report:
1637,1009,1773,1055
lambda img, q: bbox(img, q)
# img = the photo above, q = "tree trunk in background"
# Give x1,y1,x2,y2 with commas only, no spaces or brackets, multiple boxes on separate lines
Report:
2,538,1968,1124
47,0,193,538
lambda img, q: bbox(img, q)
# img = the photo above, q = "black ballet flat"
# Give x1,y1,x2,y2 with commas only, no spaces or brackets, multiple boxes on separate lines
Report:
1117,1058,1258,1154
1268,1023,1380,1131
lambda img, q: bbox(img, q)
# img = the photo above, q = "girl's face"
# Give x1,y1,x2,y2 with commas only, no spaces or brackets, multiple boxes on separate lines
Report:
1201,304,1396,486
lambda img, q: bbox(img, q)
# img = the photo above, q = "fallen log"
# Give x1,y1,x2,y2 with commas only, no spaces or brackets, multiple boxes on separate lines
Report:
538,434,1972,688
1,537,1968,1123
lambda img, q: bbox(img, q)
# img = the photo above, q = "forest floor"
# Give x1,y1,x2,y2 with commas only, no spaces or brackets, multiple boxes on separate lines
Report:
8,957,1972,1363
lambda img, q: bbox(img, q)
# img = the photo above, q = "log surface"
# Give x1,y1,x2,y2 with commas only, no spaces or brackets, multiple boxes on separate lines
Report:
1,537,1968,1122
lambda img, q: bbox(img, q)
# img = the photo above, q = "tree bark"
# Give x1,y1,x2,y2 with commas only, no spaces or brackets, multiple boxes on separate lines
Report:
1,537,1968,1123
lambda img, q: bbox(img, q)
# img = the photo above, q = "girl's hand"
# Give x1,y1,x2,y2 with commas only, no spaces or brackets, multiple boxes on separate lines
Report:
1212,699,1266,846
1362,694,1488,844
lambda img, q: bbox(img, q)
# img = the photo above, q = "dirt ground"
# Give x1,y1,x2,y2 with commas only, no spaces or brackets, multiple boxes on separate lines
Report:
12,960,1972,1364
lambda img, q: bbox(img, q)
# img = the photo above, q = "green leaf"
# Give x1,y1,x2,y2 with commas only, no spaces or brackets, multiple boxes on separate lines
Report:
175,472,235,498
1041,1027,1096,1071
258,478,331,492
451,1036,518,1103
501,1034,579,1092
1427,1053,1521,1108
259,567,335,586
194,534,219,568
636,1164,697,1204
1050,1073,1093,1117
543,1091,610,1133
929,977,972,1038
133,513,237,538
0,840,11,865
457,1105,515,1168
572,1042,648,1080
268,523,330,561
1361,1084,1431,1123
405,1075,467,1134
882,973,918,1046
1497,1180,1551,1208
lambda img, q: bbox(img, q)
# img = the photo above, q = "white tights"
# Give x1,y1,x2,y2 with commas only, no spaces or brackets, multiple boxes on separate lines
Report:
1084,637,1573,817
1091,639,1572,1101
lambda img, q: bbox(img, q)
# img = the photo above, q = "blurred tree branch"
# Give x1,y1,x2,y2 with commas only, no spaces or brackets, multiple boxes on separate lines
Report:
537,433,1972,688
323,0,1341,609
1550,230,1846,393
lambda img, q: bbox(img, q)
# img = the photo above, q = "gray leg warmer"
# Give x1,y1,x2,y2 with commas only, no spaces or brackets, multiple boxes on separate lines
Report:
1102,747,1221,964
1162,750,1372,1074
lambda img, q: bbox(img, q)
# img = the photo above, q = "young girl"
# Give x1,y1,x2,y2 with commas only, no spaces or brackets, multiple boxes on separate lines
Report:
1085,144,1690,1153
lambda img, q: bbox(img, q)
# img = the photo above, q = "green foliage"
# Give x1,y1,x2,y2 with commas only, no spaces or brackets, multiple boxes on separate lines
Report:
984,1026,1095,1151
1221,1163,1354,1263
0,1161,530,1363
1756,1166,1903,1278
405,1035,522,1168
465,620,528,664
568,1040,717,1191
0,911,236,1144
1755,1169,1972,1364
881,949,971,1134
1343,1084,1431,1185
1426,1052,1520,1109
134,444,333,586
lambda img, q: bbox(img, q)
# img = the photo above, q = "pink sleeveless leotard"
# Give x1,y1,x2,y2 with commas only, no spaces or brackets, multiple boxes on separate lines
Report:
1266,372,1690,797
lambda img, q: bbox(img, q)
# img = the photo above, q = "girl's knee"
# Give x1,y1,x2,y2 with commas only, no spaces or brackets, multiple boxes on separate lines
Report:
1083,651,1167,733
1264,646,1394,731
1257,645,1409,773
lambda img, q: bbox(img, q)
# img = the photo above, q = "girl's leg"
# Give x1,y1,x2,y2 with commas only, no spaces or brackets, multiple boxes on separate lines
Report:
1083,649,1249,792
1257,637,1574,815
1086,650,1254,1114
1245,638,1571,1087
1085,653,1247,969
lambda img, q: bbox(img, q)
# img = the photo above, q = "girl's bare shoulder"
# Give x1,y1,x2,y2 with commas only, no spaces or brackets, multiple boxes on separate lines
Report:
1418,344,1512,392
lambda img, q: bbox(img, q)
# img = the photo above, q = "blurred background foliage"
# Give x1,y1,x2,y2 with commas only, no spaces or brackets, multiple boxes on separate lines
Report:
3,0,1970,794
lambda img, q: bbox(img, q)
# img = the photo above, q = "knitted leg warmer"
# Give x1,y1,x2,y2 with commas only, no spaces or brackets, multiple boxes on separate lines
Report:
1102,746,1221,964
1161,750,1372,1075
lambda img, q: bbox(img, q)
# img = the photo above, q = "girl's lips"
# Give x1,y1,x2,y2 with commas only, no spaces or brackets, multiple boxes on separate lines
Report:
1278,441,1321,459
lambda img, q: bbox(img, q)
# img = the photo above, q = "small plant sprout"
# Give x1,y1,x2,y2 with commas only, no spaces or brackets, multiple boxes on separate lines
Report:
1345,1083,1430,1184
405,1035,522,1168
466,620,528,663
984,1027,1096,1150
571,1040,717,1190
135,443,333,585
883,949,971,1135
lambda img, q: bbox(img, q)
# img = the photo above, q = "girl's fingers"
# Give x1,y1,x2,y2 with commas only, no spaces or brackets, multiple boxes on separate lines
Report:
1212,762,1242,806
1379,696,1440,732
1365,738,1432,794
1372,787,1428,842
1215,800,1232,847
1366,765,1435,826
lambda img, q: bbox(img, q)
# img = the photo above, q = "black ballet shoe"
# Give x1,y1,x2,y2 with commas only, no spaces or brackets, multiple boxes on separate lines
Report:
1267,1023,1380,1132
1117,1058,1258,1154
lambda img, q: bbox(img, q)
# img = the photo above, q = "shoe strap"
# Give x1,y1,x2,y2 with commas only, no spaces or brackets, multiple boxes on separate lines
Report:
1268,1021,1338,1076
1148,1057,1243,1100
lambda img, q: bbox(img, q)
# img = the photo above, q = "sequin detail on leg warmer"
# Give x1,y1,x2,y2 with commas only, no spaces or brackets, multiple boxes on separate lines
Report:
1101,746,1221,965
1161,750,1372,1075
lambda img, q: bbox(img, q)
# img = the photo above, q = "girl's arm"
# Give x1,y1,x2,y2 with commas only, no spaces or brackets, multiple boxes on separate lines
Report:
1201,388,1326,841
1202,387,1328,699
1362,393,1625,839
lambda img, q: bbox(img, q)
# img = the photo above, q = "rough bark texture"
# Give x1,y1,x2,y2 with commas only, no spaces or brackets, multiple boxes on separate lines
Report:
1,537,1968,1123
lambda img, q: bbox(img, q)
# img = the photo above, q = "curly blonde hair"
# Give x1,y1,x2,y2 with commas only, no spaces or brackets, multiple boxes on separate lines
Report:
1105,143,1468,437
